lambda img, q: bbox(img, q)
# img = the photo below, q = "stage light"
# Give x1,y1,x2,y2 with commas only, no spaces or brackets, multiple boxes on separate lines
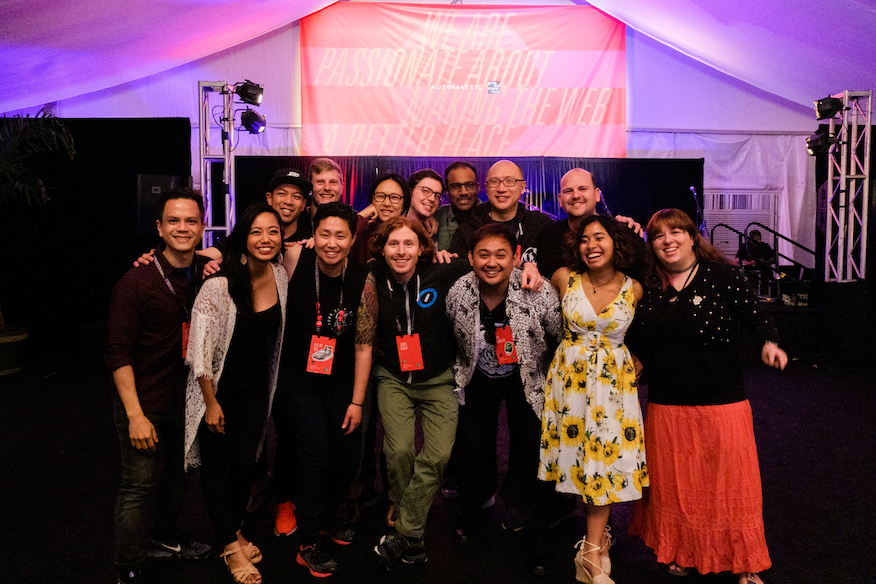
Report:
814,96,844,120
235,80,263,105
806,127,836,156
241,108,266,134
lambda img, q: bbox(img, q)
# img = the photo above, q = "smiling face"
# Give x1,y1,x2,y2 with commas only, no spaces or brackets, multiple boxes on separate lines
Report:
373,178,406,222
314,216,354,272
559,169,600,220
579,220,615,271
446,165,478,212
651,224,696,270
311,169,343,206
469,235,516,289
266,183,306,227
246,212,283,264
156,198,205,255
382,226,422,281
485,160,525,214
409,177,443,220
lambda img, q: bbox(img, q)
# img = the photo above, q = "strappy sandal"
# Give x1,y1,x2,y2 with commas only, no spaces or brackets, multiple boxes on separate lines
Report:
738,572,765,584
220,544,262,584
667,561,692,576
600,525,612,575
574,538,615,584
236,531,262,563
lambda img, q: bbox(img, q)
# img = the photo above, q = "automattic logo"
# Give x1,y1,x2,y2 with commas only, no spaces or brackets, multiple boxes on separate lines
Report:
487,81,501,94
429,84,484,90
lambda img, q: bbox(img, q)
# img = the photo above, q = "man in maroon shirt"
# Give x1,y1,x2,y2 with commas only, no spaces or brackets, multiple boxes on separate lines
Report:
106,188,211,583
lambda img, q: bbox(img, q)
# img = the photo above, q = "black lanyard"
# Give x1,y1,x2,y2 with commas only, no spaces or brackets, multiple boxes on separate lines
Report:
386,274,419,335
154,258,192,321
315,258,346,337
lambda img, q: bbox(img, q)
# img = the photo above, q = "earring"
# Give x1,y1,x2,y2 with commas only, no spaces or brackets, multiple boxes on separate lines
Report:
277,251,284,264
240,254,248,265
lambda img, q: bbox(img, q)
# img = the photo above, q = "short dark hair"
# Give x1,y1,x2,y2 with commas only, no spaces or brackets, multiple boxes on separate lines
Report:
313,201,358,237
370,216,436,267
369,172,411,215
444,161,477,186
408,169,444,194
470,223,517,254
157,187,204,222
564,215,636,273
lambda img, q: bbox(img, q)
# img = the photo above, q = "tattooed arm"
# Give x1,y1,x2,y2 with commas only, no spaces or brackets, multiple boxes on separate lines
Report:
344,272,378,435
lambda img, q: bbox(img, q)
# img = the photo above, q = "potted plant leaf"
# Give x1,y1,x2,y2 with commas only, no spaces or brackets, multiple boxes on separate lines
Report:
0,109,76,374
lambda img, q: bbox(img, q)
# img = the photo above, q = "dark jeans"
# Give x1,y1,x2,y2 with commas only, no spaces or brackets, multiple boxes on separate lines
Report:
199,380,269,544
457,371,548,528
274,378,361,543
113,398,190,568
272,387,297,505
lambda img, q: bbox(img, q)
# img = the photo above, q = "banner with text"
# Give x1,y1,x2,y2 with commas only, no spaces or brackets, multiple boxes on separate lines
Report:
301,3,625,157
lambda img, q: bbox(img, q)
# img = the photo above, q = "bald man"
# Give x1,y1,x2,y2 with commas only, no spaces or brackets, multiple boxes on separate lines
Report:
535,168,644,279
448,160,551,264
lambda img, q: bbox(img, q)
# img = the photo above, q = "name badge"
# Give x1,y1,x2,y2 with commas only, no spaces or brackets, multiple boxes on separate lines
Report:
307,335,337,375
494,326,518,365
396,333,425,372
182,321,190,360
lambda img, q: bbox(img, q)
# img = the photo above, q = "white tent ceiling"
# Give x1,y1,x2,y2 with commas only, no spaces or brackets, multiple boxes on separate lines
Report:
1,0,874,115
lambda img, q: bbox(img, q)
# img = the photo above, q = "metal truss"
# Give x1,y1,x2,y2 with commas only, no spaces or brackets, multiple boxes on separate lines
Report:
824,90,872,282
198,81,236,247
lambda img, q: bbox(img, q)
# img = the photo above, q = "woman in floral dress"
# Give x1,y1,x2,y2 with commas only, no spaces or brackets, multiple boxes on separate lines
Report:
538,215,647,584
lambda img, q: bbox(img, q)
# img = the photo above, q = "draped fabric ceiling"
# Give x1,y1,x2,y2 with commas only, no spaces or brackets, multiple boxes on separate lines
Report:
1,0,875,115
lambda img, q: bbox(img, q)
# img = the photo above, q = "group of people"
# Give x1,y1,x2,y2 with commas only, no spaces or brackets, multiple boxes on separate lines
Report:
107,157,788,584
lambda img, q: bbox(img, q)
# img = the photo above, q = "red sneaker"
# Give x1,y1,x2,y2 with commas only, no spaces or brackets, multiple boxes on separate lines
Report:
275,501,298,536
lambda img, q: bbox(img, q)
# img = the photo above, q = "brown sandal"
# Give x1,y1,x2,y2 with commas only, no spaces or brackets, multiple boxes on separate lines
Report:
221,544,262,584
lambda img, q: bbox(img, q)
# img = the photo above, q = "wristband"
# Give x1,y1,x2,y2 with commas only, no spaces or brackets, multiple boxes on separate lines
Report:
351,402,363,407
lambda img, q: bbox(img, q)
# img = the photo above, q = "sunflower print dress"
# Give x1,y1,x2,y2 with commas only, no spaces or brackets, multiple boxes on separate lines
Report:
538,272,648,505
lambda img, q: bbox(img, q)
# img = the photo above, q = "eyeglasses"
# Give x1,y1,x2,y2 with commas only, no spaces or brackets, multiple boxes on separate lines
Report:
415,185,441,200
373,192,403,204
448,181,478,193
485,177,525,189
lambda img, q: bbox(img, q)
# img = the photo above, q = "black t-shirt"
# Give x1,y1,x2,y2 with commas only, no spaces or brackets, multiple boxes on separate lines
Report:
372,258,470,383
476,298,518,378
281,249,368,394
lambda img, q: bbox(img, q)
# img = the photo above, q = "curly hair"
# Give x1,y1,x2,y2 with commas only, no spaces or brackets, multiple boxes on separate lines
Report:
369,216,436,269
563,215,636,273
644,208,729,289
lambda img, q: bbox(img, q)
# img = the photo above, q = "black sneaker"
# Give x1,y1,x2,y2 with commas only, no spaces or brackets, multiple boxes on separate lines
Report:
117,563,146,584
147,537,211,560
374,530,410,570
401,537,427,564
321,521,355,546
297,541,341,577
502,506,530,532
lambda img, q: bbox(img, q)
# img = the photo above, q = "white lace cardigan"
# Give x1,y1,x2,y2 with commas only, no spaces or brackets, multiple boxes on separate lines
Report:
445,269,562,417
183,262,288,470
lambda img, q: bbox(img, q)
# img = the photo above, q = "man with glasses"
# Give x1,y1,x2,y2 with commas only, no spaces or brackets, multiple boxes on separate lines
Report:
448,160,551,265
406,169,445,239
435,161,482,251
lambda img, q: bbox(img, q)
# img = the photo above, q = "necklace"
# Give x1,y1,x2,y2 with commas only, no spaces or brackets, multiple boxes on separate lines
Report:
669,258,698,274
586,271,616,294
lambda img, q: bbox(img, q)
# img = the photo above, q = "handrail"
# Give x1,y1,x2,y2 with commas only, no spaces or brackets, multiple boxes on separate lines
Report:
710,222,816,301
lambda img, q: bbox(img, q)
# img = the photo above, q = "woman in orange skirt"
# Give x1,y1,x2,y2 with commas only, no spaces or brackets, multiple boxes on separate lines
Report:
628,209,788,584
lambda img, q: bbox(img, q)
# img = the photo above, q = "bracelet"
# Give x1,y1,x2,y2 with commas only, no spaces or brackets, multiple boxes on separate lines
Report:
351,402,363,407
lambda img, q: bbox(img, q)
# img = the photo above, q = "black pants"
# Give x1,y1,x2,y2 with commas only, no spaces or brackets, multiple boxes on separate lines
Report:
457,371,546,525
199,380,269,544
274,379,361,543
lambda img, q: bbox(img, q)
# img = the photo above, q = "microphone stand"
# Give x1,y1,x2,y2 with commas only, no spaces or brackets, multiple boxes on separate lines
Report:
690,186,707,236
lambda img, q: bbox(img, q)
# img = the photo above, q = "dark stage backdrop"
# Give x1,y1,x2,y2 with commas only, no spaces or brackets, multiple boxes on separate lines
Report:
234,156,704,226
0,117,191,371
